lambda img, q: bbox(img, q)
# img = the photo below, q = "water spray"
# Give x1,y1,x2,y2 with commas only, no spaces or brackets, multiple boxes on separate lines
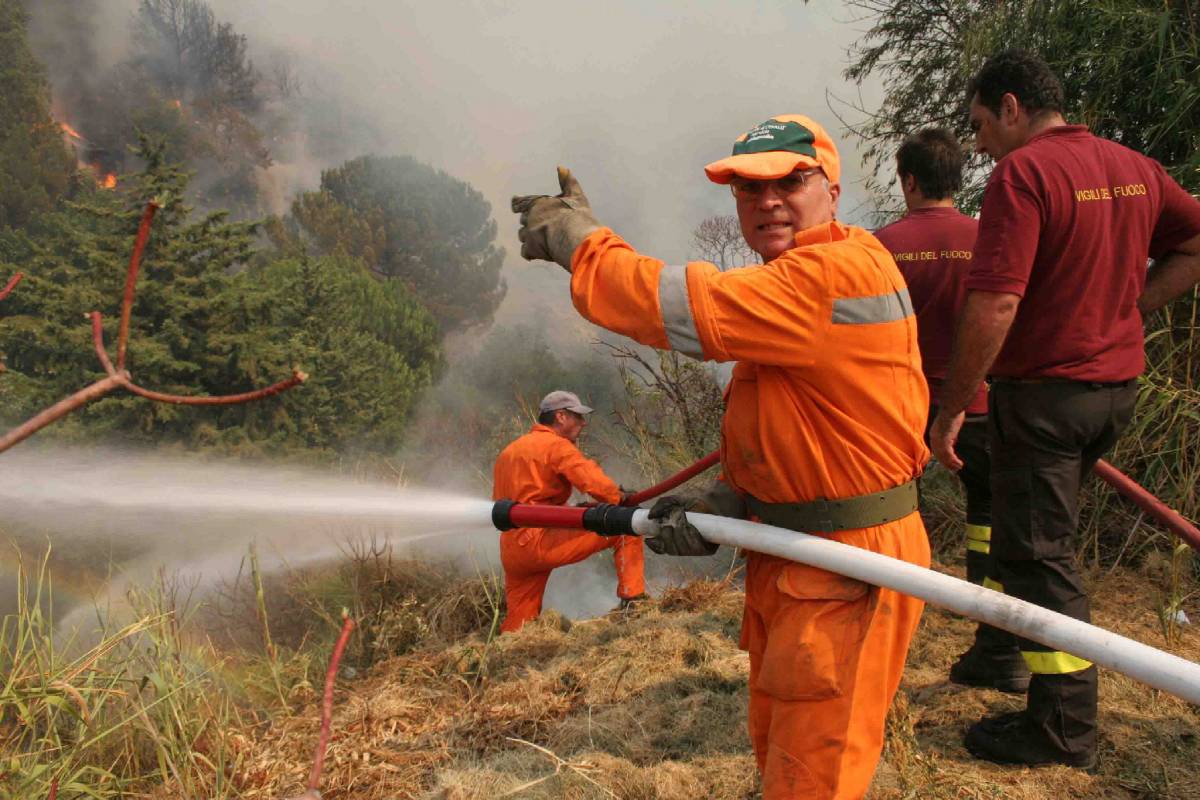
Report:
489,498,1200,706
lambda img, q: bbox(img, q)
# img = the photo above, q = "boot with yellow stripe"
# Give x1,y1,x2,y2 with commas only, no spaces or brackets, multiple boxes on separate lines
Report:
948,529,1030,693
965,665,1099,769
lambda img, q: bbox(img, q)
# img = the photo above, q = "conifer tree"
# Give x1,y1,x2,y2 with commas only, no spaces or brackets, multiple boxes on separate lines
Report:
293,155,507,332
0,136,441,455
0,0,75,231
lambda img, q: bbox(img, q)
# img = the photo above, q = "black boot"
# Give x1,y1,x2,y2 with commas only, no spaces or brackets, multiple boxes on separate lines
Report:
948,628,1030,693
951,549,1030,692
964,710,1097,769
617,593,649,611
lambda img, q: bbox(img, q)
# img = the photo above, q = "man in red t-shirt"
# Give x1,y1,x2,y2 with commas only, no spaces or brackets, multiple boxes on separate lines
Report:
930,50,1200,769
875,129,1027,694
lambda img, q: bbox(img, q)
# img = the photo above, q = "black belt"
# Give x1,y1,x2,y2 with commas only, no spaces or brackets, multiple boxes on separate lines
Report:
990,377,1135,389
745,479,919,533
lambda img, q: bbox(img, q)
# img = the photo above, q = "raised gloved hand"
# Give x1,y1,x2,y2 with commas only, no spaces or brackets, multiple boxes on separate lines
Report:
511,167,601,270
645,481,746,557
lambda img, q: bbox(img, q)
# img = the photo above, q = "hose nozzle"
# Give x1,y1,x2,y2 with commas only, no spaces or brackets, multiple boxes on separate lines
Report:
491,500,638,537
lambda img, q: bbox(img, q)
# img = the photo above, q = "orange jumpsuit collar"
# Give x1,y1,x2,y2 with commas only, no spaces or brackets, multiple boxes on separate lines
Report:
791,219,849,249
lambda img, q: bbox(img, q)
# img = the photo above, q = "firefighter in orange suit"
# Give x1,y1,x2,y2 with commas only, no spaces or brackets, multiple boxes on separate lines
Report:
513,116,931,799
493,390,646,633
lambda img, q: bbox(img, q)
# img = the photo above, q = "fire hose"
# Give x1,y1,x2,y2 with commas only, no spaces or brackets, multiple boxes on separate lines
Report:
491,453,1200,706
619,450,1200,552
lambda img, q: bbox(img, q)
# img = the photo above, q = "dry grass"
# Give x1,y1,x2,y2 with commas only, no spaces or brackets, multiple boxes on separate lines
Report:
217,566,1198,800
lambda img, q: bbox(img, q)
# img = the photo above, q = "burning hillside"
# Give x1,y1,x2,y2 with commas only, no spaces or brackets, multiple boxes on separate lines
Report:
58,118,119,188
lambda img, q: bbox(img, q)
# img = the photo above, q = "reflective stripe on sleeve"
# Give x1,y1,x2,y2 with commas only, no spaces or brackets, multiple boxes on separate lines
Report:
658,263,704,358
1022,650,1093,674
966,523,991,554
832,287,914,325
982,576,1004,592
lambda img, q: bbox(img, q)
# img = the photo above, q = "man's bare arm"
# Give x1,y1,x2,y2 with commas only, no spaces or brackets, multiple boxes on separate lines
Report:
1139,233,1200,315
939,289,1021,416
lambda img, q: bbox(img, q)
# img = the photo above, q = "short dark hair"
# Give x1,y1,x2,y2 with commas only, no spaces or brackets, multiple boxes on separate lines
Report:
967,49,1064,117
537,409,558,425
896,128,963,199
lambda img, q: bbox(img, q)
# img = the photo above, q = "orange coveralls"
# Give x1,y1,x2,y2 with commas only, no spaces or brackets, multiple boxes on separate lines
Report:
492,424,645,633
571,224,931,799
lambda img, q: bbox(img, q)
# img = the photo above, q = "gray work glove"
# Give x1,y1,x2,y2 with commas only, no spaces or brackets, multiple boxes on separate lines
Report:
645,481,746,557
511,167,601,270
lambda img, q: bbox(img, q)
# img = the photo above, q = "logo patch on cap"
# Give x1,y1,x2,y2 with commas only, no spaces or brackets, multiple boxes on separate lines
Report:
732,119,818,158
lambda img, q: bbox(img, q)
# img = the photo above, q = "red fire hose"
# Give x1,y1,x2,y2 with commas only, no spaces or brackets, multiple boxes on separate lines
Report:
499,449,1199,554
621,451,720,506
1093,458,1200,552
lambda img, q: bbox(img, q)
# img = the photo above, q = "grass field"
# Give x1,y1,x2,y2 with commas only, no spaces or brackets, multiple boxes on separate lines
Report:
226,560,1199,799
3,489,1197,798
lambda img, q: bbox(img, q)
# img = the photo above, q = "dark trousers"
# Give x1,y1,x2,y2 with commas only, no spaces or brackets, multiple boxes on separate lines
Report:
956,414,992,528
927,409,1010,654
988,379,1138,756
956,415,1014,654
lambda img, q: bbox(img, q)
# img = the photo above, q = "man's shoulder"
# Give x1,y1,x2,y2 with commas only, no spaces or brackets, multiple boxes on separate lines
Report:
877,209,976,233
500,427,552,452
1003,127,1148,172
843,223,898,259
872,216,906,242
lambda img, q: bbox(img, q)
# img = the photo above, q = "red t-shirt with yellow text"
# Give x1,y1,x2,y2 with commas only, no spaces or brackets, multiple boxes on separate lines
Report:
874,207,987,414
966,125,1200,381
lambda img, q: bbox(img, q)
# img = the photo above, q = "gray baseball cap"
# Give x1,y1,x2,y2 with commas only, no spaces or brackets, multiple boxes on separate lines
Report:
539,390,593,415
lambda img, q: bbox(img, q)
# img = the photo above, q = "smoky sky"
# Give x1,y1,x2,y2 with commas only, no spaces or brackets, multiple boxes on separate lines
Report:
40,1,884,329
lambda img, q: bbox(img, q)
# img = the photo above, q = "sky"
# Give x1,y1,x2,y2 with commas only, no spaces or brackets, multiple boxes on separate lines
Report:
195,0,886,320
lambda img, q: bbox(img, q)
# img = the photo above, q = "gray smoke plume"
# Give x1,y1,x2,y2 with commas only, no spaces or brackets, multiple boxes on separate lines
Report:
199,0,883,319
29,0,883,325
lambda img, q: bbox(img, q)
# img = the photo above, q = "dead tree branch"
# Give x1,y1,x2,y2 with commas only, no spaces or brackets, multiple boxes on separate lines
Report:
0,200,307,455
118,204,158,370
0,273,22,302
1,273,24,372
304,614,356,797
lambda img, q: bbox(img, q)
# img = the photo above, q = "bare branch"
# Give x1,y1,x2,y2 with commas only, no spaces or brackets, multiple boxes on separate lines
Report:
0,375,126,454
305,614,356,795
118,202,160,371
0,199,308,453
0,273,22,302
123,370,308,405
690,215,755,270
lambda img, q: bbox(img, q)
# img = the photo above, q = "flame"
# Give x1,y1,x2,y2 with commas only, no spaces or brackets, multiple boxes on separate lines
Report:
86,163,117,190
60,122,84,141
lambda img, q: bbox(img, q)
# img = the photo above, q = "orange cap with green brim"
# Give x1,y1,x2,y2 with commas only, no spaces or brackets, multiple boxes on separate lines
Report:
704,114,841,186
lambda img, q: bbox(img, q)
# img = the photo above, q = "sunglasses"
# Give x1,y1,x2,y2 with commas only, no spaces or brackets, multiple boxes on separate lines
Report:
730,168,825,199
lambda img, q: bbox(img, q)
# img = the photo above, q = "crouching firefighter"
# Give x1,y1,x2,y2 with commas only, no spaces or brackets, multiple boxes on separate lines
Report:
492,390,646,633
513,115,931,799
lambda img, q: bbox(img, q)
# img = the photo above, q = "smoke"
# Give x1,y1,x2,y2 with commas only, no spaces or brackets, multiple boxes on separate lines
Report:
28,0,884,324
14,3,875,623
198,0,883,323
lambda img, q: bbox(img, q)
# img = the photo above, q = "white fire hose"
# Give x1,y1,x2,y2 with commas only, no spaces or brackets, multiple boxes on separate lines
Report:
630,510,1200,705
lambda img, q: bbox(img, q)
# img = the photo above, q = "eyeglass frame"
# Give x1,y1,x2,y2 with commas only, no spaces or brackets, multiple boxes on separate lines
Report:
729,167,827,200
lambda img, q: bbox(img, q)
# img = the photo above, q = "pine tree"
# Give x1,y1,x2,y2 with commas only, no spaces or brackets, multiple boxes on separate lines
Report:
0,0,75,231
0,136,441,455
293,155,507,332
